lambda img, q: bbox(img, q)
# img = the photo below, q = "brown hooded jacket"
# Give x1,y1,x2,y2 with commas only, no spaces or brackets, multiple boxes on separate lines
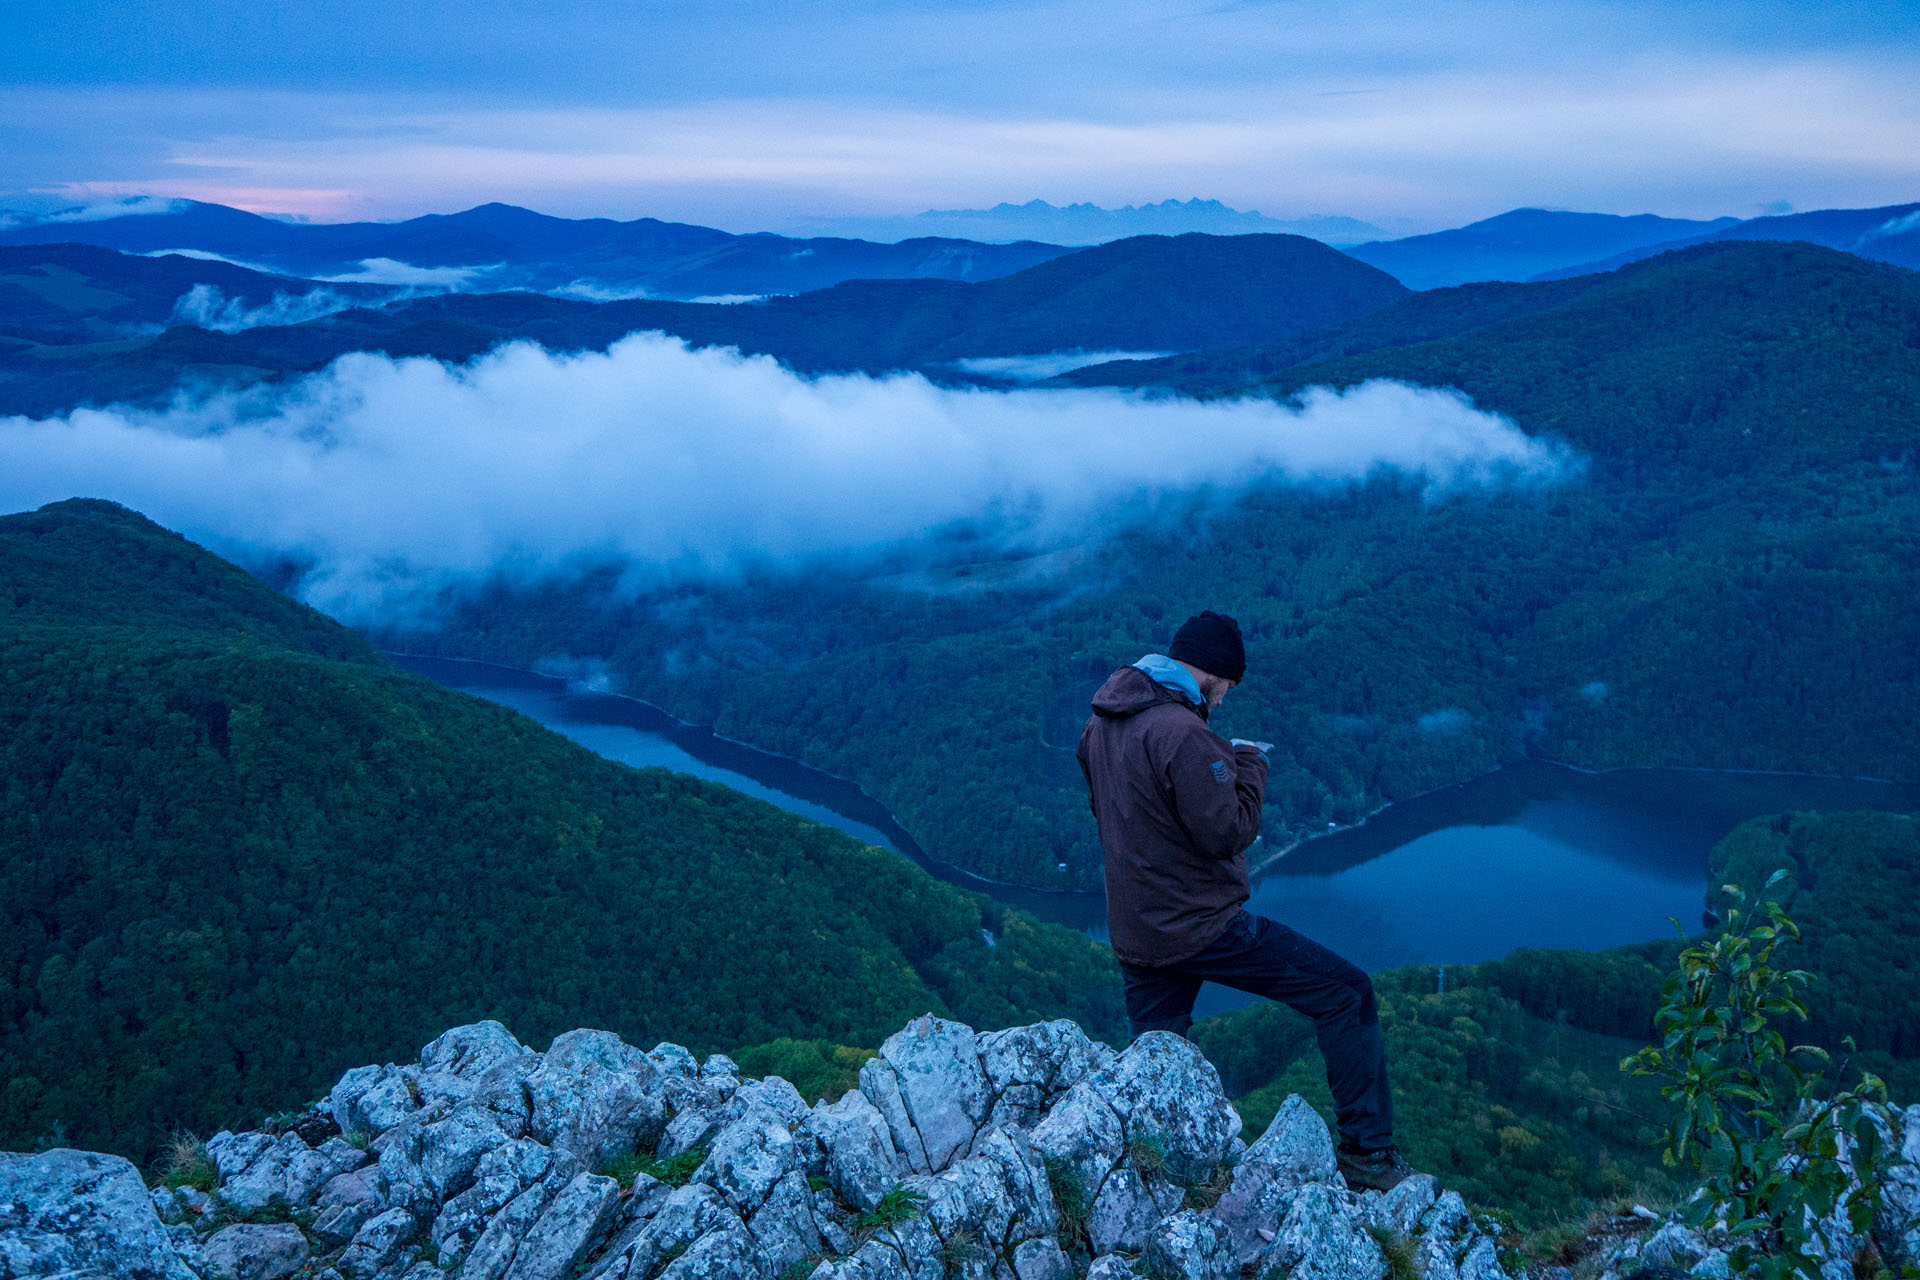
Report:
1077,663,1268,967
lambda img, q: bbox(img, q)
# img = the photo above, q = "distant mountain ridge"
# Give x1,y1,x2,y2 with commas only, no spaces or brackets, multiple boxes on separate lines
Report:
0,200,1078,301
0,234,1411,415
1534,200,1920,278
783,197,1386,246
1341,208,1742,290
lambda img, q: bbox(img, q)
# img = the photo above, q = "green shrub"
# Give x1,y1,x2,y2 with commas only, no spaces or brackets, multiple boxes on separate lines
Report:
1625,876,1895,1279
853,1184,927,1233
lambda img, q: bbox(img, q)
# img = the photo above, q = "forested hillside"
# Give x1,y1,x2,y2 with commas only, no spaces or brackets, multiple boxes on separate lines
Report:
0,499,1124,1161
396,241,1920,889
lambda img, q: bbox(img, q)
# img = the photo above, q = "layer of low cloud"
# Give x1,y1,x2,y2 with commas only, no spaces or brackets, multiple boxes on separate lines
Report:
316,258,499,288
1859,209,1920,243
0,333,1572,621
0,194,187,228
171,283,357,332
952,351,1173,383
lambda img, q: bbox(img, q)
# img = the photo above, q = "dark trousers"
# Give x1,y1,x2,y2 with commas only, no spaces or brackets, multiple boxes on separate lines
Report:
1118,910,1394,1152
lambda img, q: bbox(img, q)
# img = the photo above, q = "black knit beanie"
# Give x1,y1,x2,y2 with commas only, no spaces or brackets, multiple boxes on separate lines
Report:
1168,610,1247,682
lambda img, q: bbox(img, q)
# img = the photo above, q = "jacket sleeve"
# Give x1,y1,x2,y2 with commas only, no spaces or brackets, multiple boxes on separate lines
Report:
1162,724,1268,860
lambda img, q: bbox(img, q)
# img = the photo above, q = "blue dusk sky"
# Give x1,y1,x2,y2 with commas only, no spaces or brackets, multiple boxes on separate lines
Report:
3,0,1918,232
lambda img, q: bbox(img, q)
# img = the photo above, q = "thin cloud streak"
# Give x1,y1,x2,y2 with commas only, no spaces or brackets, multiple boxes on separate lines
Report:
0,334,1573,621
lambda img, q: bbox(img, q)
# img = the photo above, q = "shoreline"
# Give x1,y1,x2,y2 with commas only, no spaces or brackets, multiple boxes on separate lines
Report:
389,649,1915,898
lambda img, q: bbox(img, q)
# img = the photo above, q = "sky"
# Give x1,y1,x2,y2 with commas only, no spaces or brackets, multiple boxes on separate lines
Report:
4,0,1918,232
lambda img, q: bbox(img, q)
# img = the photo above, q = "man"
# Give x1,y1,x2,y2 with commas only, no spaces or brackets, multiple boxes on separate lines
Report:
1076,609,1418,1192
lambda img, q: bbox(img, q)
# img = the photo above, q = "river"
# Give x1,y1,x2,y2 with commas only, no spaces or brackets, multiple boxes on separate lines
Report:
395,654,1920,1015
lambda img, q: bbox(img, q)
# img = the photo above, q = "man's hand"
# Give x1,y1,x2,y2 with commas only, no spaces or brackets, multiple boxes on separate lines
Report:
1230,739,1273,755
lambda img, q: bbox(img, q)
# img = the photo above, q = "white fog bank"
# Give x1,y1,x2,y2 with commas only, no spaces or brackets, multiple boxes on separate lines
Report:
1,332,1574,620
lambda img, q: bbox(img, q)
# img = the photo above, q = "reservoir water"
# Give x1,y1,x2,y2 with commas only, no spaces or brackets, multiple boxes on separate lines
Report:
397,655,1920,1014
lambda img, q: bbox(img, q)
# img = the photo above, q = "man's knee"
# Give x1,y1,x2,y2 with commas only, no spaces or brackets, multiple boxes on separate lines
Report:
1353,972,1378,1025
1303,968,1377,1030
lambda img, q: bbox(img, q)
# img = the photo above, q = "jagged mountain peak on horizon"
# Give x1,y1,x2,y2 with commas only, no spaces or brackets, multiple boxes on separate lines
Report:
781,198,1387,247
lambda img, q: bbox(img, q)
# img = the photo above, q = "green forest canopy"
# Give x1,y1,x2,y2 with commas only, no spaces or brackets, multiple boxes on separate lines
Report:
0,499,1124,1160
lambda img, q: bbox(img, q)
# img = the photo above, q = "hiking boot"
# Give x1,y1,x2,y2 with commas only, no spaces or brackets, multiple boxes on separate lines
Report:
1337,1144,1421,1192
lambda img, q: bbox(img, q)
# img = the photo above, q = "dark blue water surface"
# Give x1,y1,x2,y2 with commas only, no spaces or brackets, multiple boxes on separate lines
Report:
397,655,1920,1015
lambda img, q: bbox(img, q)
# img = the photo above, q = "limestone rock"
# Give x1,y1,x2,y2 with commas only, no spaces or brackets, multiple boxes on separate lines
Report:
166,1220,211,1276
861,1015,993,1175
580,1181,737,1280
463,1173,568,1280
202,1222,311,1280
977,1020,1111,1131
647,1042,699,1078
220,1131,368,1212
861,1215,945,1280
378,1104,511,1211
207,1131,275,1181
805,1088,903,1213
1362,1172,1439,1238
525,1030,668,1171
1878,1104,1920,1264
654,1217,766,1280
1639,1221,1712,1272
973,1127,1060,1244
500,1171,621,1280
336,1205,418,1279
1145,1208,1237,1280
1213,1094,1381,1265
313,1198,379,1247
1257,1182,1388,1280
1028,1082,1124,1201
695,1106,801,1212
317,1161,382,1209
745,1170,826,1278
326,1064,423,1140
1008,1235,1074,1280
1089,1032,1240,1187
1242,1094,1338,1185
0,1149,195,1280
1087,1162,1159,1256
1085,1256,1137,1280
429,1138,567,1267
421,1021,529,1078
150,1184,188,1224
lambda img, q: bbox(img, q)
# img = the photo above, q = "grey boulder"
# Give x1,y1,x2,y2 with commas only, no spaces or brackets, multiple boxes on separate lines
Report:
1090,1032,1240,1187
0,1149,194,1280
201,1222,311,1280
859,1015,993,1175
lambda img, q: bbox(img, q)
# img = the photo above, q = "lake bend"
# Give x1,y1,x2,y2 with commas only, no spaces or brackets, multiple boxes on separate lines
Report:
397,655,1920,1016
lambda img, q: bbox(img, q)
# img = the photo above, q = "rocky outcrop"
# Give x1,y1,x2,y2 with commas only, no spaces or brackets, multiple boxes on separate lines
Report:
5,1014,1525,1280
1590,1102,1920,1280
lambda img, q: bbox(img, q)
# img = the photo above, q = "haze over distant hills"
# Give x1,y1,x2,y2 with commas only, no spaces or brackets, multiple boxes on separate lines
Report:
780,198,1387,246
0,199,1077,301
1341,209,1741,290
8,195,1919,307
1533,200,1920,278
1341,202,1920,289
0,234,1411,415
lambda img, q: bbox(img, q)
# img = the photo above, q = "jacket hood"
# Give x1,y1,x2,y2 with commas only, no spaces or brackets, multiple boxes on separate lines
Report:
1090,663,1207,720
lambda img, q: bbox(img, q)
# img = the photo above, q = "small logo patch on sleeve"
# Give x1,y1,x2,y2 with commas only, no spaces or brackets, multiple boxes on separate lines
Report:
1210,759,1230,784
